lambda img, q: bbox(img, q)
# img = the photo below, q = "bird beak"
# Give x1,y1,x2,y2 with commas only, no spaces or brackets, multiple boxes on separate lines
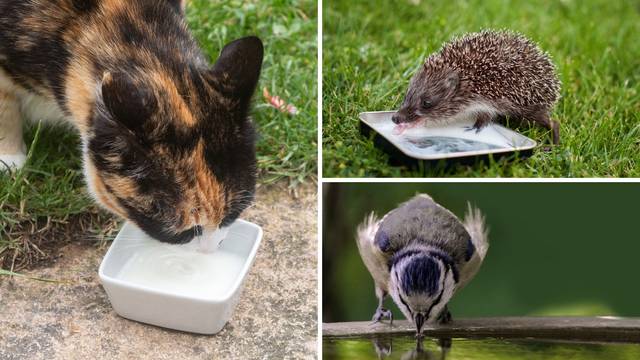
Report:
414,313,425,336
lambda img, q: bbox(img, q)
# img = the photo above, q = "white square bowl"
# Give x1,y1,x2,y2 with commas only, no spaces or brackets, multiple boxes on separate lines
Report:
98,219,263,334
360,111,537,160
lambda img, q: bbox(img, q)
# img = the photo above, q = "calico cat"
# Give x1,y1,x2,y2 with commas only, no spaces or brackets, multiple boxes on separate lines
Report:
0,0,263,246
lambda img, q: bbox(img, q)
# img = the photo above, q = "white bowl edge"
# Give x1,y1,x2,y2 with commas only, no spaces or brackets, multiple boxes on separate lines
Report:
98,219,264,304
359,110,537,160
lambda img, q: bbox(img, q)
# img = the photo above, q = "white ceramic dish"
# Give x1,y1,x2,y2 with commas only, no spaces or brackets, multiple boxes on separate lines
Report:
99,219,263,334
360,111,537,160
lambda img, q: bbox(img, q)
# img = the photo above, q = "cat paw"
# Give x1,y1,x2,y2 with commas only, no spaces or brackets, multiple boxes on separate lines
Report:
0,152,27,172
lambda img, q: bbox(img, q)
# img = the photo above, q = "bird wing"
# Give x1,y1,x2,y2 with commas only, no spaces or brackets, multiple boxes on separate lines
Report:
379,194,469,257
356,212,391,292
457,203,489,290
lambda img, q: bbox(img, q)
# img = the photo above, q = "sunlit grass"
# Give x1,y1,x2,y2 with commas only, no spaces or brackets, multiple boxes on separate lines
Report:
1,0,317,270
323,0,640,177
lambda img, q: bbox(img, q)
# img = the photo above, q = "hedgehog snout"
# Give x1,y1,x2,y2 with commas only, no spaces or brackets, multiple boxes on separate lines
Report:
393,110,415,124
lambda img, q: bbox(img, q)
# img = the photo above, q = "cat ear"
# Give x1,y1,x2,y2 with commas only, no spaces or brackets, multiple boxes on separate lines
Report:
101,72,157,131
210,36,263,100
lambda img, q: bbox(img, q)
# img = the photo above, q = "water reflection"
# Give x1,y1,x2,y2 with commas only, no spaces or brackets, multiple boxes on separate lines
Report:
372,336,392,358
403,136,503,154
323,335,640,359
372,336,452,359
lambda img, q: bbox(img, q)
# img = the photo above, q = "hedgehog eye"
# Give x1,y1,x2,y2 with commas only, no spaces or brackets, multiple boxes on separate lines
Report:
421,99,433,109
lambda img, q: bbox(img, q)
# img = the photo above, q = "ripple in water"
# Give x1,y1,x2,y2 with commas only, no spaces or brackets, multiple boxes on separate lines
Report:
117,244,245,299
404,136,502,155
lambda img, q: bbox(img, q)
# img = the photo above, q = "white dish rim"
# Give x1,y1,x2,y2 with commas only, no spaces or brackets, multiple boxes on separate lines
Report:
359,110,538,160
98,219,263,304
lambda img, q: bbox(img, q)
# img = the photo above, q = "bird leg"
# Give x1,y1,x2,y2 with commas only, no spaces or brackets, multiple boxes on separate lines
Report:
436,306,452,325
371,287,393,326
372,307,393,324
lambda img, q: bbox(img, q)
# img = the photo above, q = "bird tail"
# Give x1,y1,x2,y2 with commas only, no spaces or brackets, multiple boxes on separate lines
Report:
356,212,380,251
356,212,391,290
463,203,489,261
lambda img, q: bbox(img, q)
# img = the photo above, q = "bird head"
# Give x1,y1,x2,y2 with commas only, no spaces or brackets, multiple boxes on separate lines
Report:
388,246,458,336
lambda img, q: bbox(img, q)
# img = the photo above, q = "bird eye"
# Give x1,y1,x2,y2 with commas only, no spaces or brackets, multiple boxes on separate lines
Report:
421,99,432,109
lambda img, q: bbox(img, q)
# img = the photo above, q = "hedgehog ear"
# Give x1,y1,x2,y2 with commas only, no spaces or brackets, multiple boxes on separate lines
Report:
445,71,460,92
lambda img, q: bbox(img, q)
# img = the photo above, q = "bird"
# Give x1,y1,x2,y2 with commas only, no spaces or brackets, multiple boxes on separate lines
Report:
356,194,489,336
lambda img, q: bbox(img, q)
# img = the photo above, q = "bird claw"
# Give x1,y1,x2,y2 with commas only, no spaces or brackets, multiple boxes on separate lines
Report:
437,309,452,325
371,308,393,326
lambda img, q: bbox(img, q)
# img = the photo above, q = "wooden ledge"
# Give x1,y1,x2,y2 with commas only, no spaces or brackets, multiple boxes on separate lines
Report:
323,317,640,343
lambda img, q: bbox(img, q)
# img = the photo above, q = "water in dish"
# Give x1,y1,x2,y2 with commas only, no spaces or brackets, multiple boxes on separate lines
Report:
114,229,244,299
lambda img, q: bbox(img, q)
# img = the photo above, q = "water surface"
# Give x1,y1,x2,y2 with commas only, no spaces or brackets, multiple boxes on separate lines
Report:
117,243,244,298
323,336,640,359
403,136,502,155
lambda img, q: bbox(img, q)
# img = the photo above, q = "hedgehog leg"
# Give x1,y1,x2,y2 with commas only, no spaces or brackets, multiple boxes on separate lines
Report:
465,112,493,133
526,107,560,144
550,119,560,145
535,112,560,145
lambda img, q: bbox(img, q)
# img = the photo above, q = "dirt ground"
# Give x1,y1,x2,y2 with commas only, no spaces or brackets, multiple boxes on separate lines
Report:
0,184,317,359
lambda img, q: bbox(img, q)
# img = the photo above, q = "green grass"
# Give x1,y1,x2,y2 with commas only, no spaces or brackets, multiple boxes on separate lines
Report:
188,0,317,184
323,0,640,177
1,0,317,270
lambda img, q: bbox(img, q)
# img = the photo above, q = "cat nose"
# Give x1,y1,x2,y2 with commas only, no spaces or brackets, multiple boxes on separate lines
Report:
392,114,404,124
194,225,203,236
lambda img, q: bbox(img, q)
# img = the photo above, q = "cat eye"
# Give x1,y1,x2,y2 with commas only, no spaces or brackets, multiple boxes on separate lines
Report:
422,99,433,109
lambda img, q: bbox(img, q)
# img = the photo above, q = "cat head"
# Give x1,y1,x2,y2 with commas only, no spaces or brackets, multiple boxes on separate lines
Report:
84,36,263,244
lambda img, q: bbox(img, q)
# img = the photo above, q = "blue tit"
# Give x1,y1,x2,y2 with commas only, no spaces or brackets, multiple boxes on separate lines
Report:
356,194,489,336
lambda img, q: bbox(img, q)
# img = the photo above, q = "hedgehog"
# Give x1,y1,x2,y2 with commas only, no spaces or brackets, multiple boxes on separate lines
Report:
393,30,561,144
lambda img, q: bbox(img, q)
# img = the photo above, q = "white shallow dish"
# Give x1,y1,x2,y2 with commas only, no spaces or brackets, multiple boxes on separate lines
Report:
360,111,537,160
99,219,263,334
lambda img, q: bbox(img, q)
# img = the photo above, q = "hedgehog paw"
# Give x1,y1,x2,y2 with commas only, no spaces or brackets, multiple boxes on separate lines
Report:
463,124,485,133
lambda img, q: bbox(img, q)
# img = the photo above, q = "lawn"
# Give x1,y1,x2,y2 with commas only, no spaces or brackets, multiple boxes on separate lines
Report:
0,0,317,270
322,0,640,177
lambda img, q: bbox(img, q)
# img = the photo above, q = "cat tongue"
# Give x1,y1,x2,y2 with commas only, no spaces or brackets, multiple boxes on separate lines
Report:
196,227,230,253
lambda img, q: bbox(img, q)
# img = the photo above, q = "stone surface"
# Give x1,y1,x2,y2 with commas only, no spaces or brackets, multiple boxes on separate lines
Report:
0,185,317,359
323,317,640,343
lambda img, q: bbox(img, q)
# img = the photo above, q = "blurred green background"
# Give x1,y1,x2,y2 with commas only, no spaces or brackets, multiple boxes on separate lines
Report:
323,183,640,322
